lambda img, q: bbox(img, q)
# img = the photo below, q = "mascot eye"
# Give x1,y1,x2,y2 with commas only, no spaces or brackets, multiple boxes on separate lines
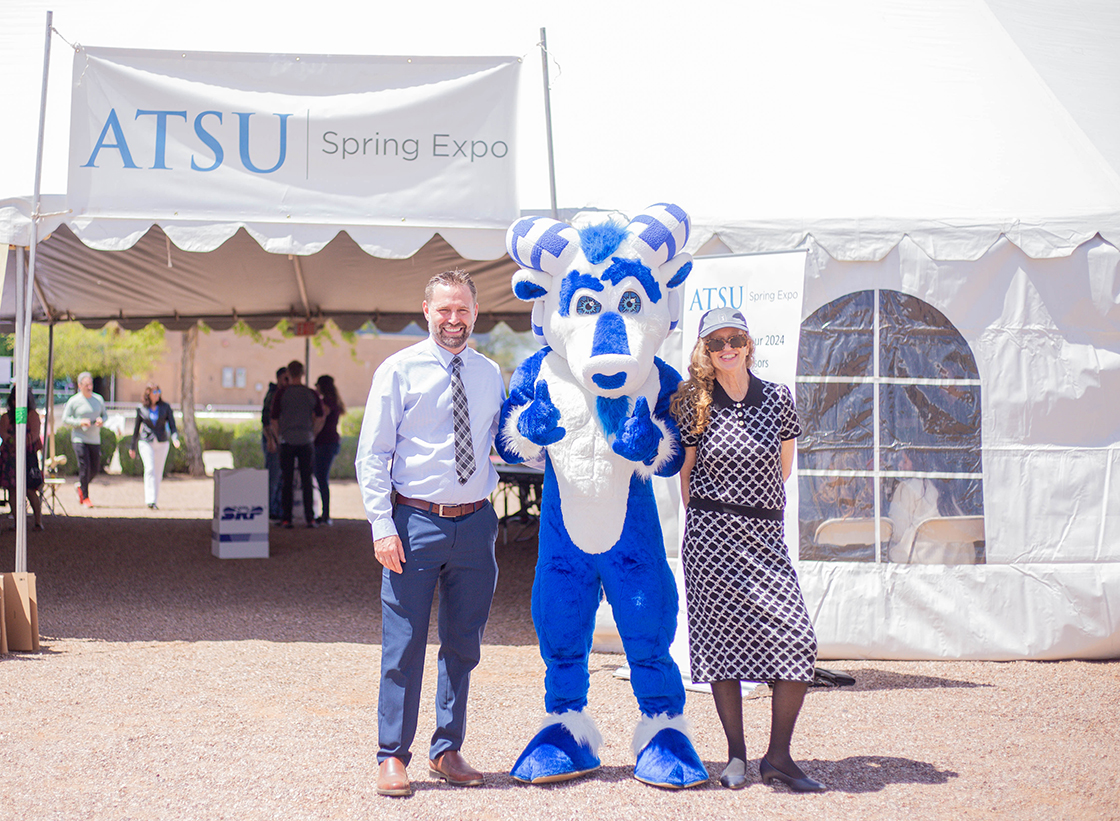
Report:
619,291,642,314
576,295,602,315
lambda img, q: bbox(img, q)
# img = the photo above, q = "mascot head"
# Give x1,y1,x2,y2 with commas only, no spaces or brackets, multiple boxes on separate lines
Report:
506,204,693,399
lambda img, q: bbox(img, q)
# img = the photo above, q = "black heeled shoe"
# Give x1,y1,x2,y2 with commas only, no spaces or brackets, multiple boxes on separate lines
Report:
760,756,827,793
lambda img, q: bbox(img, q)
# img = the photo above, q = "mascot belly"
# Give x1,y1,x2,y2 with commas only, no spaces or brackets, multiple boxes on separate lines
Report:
496,204,708,789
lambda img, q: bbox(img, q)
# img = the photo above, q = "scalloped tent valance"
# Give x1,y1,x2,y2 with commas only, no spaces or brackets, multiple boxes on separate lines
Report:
1,201,527,333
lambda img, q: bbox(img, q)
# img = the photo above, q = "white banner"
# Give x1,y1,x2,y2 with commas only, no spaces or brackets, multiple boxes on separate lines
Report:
69,48,520,229
680,250,806,550
680,252,806,384
668,250,808,682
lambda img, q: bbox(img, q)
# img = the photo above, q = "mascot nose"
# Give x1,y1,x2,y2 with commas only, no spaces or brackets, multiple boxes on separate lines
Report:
591,313,630,357
590,313,631,390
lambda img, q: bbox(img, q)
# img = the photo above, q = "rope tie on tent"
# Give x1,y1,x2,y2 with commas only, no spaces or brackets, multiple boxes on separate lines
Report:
166,235,174,268
528,41,562,89
51,27,80,52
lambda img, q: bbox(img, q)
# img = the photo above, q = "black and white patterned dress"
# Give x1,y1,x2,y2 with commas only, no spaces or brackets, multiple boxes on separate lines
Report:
677,373,817,684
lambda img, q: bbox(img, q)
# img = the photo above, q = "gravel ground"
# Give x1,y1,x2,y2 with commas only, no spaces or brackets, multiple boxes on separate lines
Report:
1,475,1118,821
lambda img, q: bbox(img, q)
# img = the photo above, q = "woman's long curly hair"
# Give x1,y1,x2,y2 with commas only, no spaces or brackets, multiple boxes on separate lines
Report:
142,383,161,408
670,333,755,437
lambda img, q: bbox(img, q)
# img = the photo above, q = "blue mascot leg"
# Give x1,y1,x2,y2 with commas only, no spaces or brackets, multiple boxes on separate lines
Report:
599,477,709,789
511,466,603,784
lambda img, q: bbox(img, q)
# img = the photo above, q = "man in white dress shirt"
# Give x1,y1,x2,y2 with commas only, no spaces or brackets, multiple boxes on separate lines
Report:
356,269,505,797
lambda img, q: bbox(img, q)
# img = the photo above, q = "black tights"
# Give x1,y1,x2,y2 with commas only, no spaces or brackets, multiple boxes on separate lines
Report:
710,678,810,778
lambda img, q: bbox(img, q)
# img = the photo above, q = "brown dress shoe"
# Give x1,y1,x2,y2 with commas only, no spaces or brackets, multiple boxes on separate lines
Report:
429,750,484,786
376,757,411,796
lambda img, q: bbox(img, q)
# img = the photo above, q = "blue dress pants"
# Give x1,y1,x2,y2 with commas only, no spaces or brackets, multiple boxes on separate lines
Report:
378,502,499,766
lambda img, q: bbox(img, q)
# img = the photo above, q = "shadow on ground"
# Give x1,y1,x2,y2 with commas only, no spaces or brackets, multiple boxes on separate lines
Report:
1,516,539,646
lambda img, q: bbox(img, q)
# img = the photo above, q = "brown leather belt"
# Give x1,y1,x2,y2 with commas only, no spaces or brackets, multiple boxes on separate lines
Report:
395,494,488,519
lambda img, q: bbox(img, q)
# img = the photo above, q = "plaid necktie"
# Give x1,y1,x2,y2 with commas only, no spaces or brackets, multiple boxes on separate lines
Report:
450,355,475,484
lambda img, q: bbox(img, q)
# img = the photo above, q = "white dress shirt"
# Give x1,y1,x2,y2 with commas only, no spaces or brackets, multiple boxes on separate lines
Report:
356,336,505,541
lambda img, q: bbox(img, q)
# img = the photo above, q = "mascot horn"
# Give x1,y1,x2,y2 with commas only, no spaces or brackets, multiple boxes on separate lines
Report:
497,203,708,789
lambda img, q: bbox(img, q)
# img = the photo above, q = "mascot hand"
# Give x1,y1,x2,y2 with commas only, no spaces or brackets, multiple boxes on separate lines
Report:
612,396,661,465
518,380,566,446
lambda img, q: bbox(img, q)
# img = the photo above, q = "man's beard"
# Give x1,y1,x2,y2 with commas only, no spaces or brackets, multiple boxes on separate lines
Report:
435,322,472,349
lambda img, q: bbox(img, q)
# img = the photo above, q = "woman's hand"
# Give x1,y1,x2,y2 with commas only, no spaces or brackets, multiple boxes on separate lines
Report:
128,449,136,459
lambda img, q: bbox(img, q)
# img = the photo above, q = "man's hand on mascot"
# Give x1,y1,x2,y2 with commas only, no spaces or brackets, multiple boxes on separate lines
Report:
612,396,662,465
374,535,406,574
517,380,566,446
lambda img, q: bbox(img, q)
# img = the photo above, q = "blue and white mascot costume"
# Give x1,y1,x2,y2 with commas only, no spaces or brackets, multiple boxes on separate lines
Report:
497,204,708,789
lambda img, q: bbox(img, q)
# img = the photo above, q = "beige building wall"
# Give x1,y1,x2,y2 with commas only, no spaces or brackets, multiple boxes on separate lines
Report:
115,328,420,411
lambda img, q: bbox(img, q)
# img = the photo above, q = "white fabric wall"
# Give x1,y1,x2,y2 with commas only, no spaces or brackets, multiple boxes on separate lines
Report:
800,236,1120,659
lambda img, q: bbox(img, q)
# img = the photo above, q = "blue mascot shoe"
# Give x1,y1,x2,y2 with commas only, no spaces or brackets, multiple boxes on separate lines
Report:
511,715,601,784
633,725,709,789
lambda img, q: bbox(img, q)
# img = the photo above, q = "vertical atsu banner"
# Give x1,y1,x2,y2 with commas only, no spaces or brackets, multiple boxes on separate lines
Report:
68,48,521,228
681,251,807,551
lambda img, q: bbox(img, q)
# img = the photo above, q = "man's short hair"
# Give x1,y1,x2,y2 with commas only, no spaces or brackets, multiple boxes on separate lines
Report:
286,360,304,379
276,366,287,379
425,269,477,303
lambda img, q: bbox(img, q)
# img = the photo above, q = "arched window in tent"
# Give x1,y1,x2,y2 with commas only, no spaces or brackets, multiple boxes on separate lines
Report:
796,289,985,564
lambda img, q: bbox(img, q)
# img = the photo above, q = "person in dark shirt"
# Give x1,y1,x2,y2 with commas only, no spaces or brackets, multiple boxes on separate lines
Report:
312,374,345,525
262,366,288,520
270,360,324,528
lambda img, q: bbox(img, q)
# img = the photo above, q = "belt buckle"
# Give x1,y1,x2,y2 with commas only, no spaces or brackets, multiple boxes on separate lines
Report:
437,502,455,518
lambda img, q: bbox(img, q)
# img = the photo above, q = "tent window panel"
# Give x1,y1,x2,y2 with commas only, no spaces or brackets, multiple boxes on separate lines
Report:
879,290,979,380
799,474,877,563
878,384,983,474
883,476,986,565
797,290,874,378
796,288,985,564
795,382,873,472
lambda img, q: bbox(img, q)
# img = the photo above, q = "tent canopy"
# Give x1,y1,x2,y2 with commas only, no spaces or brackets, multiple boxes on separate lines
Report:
3,1,1120,326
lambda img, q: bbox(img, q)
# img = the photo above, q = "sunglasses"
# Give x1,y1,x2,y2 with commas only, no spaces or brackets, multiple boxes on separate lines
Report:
705,334,750,353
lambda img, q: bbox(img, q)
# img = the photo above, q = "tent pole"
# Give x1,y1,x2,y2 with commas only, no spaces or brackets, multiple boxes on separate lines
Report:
14,248,27,571
540,27,559,220
45,323,56,472
14,9,54,573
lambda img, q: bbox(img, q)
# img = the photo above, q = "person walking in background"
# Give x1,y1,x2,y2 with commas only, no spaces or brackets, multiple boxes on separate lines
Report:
0,389,44,530
312,374,344,525
356,269,504,797
671,307,825,793
262,366,289,521
128,383,180,510
61,371,106,508
270,360,324,528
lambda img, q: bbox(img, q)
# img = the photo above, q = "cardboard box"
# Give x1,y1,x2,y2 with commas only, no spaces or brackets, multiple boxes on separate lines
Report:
212,468,269,559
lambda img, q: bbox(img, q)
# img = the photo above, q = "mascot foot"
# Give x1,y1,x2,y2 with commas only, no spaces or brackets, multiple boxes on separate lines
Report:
632,715,709,789
511,711,602,784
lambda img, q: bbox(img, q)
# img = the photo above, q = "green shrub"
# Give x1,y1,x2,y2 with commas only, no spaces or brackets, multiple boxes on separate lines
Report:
116,440,143,476
196,422,235,451
166,441,190,473
340,409,363,437
52,427,117,475
334,436,358,480
231,432,266,469
229,432,357,479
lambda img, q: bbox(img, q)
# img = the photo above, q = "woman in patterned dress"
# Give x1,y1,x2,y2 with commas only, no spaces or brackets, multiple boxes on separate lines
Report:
670,307,824,793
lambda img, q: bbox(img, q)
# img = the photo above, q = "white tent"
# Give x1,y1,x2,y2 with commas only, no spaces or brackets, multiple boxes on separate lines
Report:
2,0,1119,659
